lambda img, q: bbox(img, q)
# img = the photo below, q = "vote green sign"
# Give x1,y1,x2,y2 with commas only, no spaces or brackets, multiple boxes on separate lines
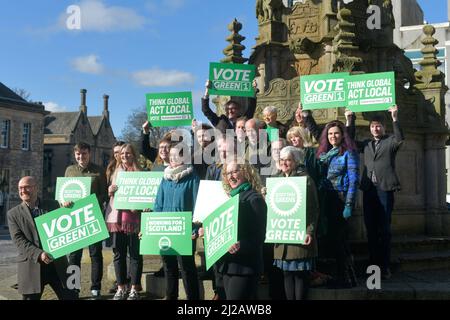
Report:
300,71,396,112
55,177,91,203
346,72,395,112
265,177,307,244
209,62,256,97
203,195,239,271
113,171,164,210
146,91,193,127
140,212,192,256
300,73,348,110
35,194,109,259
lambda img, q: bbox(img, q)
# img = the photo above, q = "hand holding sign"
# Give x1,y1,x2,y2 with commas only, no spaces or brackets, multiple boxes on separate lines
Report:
228,241,240,255
389,105,398,121
39,252,53,264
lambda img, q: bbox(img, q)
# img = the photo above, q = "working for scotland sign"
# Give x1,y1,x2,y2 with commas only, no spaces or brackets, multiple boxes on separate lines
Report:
209,63,256,97
203,195,239,271
300,71,395,112
146,91,193,127
140,212,192,256
265,177,307,244
113,172,164,210
35,194,109,259
55,177,91,203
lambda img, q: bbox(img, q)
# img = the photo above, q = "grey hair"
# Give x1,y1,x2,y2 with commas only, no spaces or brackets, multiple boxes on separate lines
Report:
280,146,302,165
263,106,277,114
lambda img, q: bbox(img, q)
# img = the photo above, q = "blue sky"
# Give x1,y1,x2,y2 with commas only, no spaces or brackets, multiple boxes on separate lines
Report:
0,0,447,138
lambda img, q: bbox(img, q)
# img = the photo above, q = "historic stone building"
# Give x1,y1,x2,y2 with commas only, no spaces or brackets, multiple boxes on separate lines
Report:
216,0,449,240
43,89,116,200
391,0,450,193
0,82,48,226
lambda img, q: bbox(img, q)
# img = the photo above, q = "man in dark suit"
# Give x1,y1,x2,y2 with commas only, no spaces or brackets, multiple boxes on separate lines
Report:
7,176,77,300
346,105,403,279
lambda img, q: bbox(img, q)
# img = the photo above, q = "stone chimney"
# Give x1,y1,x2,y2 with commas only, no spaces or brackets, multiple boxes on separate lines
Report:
103,94,110,120
80,89,87,114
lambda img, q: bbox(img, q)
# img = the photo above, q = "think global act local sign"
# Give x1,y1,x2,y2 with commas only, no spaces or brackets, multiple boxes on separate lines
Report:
146,91,194,127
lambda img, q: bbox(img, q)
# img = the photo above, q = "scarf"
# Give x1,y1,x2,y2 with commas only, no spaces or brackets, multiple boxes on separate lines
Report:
319,147,340,166
164,164,193,182
229,182,251,197
106,165,141,234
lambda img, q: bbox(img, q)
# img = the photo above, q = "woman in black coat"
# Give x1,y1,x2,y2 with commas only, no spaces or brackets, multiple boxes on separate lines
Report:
219,160,267,300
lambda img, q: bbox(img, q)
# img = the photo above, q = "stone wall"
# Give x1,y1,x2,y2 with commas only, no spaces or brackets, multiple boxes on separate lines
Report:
0,106,45,217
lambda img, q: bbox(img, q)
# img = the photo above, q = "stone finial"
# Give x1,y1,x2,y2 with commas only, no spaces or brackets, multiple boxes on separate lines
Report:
414,25,445,87
221,19,248,64
332,6,362,72
80,89,87,114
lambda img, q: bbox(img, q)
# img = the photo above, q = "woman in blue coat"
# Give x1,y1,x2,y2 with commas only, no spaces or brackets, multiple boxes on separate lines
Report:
154,143,200,300
316,120,359,288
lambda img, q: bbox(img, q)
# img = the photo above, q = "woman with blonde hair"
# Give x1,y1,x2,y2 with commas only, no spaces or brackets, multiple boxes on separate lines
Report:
218,160,267,300
106,143,143,300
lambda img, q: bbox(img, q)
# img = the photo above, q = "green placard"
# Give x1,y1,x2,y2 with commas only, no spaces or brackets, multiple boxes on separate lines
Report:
203,195,239,271
146,91,193,127
35,194,109,259
209,62,256,97
265,177,307,244
113,171,164,210
140,212,192,256
347,71,395,112
300,73,348,110
55,177,92,203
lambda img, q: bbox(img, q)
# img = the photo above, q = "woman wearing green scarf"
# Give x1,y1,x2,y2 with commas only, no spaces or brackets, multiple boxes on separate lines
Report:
218,160,267,300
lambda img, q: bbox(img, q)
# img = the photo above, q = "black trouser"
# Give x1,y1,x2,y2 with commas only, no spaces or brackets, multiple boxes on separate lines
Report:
283,271,309,300
223,274,258,300
112,232,142,286
263,243,285,300
68,241,103,291
162,242,199,300
22,263,78,300
213,263,226,299
363,183,394,272
324,190,356,285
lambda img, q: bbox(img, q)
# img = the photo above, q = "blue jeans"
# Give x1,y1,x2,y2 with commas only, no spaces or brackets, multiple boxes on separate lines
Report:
363,183,394,272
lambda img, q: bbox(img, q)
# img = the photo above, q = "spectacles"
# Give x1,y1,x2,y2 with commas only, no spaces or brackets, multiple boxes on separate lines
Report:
280,158,294,162
226,169,241,177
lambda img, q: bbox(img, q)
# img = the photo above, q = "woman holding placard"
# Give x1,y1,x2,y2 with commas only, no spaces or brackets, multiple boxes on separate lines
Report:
273,146,319,300
316,120,359,289
220,160,267,300
154,143,200,300
106,143,143,300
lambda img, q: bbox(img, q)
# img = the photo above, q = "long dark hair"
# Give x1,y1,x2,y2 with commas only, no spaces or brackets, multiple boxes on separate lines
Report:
316,120,356,158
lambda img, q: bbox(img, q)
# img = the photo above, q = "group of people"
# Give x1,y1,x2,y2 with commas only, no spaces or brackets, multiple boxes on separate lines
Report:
7,80,404,300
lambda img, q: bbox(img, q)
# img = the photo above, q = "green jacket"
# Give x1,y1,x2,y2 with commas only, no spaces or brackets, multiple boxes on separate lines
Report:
273,169,319,261
65,163,108,207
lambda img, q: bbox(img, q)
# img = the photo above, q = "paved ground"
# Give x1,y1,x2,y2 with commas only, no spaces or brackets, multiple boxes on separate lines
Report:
2,227,450,300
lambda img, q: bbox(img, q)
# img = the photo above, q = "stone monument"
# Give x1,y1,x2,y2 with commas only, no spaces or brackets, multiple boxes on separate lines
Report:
218,0,449,240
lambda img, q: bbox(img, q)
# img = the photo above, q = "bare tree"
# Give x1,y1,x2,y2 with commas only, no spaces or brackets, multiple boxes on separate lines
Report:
12,88,32,101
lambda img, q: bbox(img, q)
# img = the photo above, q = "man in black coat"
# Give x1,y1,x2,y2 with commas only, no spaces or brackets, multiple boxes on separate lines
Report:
347,105,403,279
7,176,78,300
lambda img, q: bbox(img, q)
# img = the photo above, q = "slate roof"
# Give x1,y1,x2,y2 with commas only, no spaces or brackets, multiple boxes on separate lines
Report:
44,112,81,135
88,116,103,135
0,82,46,112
